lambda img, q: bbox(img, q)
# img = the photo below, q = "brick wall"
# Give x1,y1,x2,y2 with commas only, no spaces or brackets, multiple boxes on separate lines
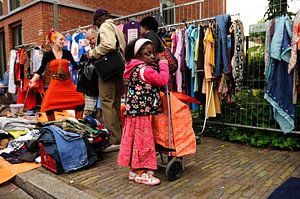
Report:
0,3,44,65
56,5,93,32
21,0,34,6
61,0,159,16
2,0,34,15
175,0,226,21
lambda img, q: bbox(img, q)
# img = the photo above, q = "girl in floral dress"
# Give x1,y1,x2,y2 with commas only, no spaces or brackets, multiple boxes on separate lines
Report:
117,38,169,186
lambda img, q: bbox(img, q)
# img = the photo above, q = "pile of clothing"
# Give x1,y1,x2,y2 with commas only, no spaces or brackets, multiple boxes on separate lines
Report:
0,115,109,174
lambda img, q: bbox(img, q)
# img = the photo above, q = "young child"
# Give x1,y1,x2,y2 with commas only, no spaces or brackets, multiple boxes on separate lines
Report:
117,38,169,186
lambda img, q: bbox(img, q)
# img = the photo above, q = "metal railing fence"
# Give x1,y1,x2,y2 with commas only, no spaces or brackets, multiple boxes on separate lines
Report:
196,32,300,134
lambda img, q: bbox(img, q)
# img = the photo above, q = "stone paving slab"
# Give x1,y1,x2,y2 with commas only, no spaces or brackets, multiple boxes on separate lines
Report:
0,182,33,199
15,169,97,199
36,137,300,199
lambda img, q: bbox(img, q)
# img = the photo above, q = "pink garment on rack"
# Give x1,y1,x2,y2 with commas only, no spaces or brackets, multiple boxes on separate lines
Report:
117,24,124,31
171,32,177,54
174,30,183,92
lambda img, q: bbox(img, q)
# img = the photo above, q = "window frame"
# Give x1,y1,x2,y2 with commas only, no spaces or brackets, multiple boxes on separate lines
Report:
0,30,6,79
161,0,175,25
0,1,3,16
9,0,21,12
12,23,23,47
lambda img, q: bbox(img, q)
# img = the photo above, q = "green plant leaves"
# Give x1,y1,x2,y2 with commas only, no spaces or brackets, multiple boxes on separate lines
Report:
195,124,300,151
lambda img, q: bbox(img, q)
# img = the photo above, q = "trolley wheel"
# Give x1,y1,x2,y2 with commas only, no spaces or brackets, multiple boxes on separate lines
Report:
166,157,183,181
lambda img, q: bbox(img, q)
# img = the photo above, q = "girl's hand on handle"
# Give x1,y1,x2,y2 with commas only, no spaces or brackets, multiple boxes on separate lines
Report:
158,53,167,61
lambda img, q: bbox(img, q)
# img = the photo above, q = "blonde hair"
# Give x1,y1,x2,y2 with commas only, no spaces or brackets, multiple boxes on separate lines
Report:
46,29,63,47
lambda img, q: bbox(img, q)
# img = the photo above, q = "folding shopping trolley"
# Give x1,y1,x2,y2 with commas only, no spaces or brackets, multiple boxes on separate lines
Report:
152,88,200,181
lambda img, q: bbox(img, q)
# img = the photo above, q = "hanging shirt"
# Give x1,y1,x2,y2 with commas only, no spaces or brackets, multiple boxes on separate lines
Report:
71,32,79,62
195,26,205,72
63,35,72,51
174,29,184,92
0,71,9,95
288,9,300,104
162,32,172,48
117,24,124,31
71,32,87,84
230,20,245,91
171,32,177,53
32,49,43,73
215,14,232,76
202,27,221,118
264,15,294,133
188,25,199,111
123,20,140,44
8,50,17,94
74,32,88,60
185,29,190,68
193,26,202,93
189,25,198,75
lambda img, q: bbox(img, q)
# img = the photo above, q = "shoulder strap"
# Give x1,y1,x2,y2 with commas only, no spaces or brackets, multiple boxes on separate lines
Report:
129,64,146,79
109,24,121,52
96,23,122,52
155,32,166,49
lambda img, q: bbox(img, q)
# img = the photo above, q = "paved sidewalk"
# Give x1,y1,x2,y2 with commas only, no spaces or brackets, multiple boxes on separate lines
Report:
18,137,300,199
0,182,33,199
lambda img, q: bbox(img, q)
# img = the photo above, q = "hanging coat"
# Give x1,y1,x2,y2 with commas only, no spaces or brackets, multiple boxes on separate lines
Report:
264,15,294,133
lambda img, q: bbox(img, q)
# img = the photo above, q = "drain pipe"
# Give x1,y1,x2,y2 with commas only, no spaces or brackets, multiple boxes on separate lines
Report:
53,0,58,30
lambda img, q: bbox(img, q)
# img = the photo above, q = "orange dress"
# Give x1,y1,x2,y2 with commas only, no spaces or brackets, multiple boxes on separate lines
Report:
37,50,84,112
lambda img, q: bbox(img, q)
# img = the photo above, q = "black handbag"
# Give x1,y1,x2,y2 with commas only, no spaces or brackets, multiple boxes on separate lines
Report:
84,60,96,81
77,55,99,96
93,25,125,81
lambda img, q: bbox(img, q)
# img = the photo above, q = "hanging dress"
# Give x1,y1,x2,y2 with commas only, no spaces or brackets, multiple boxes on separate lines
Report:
202,27,221,118
35,50,84,112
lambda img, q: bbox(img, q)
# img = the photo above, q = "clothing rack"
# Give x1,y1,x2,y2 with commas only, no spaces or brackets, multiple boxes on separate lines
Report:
60,0,207,35
159,16,215,29
159,13,240,29
61,25,93,35
15,42,37,49
60,7,161,35
115,7,159,22
161,0,204,12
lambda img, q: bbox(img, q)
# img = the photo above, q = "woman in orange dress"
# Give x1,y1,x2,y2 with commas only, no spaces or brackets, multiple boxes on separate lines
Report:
29,29,85,121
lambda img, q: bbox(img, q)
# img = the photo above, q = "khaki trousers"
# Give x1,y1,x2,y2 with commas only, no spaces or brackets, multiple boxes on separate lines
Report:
98,75,122,144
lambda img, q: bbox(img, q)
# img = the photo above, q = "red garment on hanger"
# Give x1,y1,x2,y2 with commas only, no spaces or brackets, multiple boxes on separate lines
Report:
15,49,21,84
16,87,37,110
